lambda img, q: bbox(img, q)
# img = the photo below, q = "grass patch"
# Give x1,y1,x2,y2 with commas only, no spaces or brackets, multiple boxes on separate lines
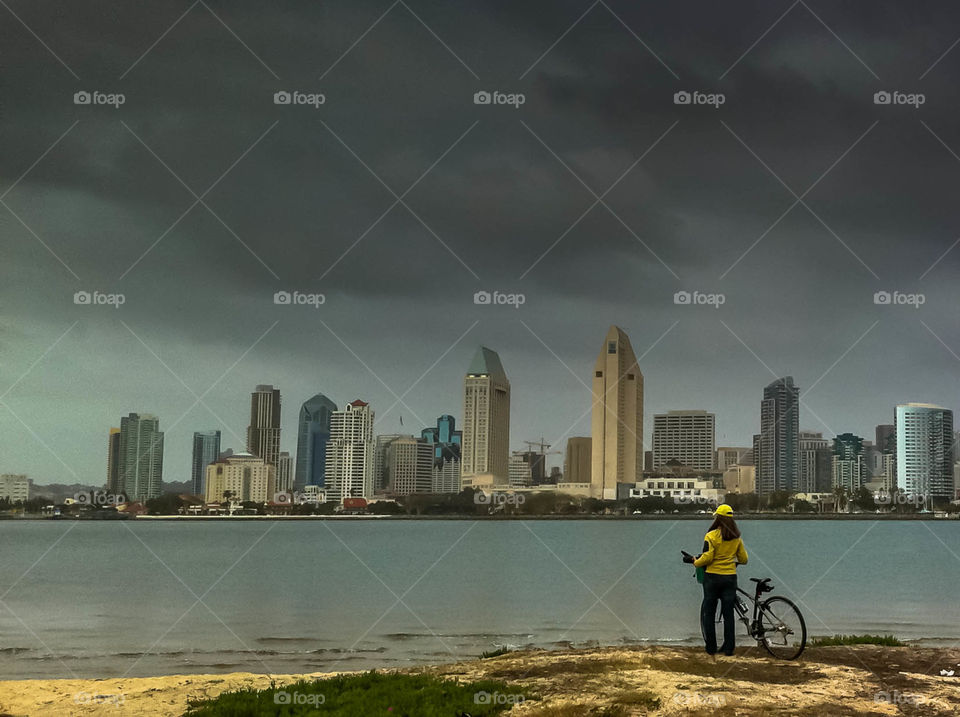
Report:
481,647,513,659
184,671,530,716
809,634,904,647
612,689,661,709
488,657,637,680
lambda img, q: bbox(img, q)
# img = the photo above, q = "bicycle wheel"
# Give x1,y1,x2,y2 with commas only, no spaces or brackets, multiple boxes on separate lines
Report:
757,596,806,659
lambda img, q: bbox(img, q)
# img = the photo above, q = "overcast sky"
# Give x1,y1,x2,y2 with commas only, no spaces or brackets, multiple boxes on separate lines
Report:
3,1,960,485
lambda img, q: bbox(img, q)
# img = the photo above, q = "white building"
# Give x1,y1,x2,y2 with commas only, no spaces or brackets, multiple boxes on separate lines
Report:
0,474,29,503
896,403,955,502
508,452,534,487
432,457,460,493
204,453,277,503
651,410,715,471
325,399,375,503
628,477,724,506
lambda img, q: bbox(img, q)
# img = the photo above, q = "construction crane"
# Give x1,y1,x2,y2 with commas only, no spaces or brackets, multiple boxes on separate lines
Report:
524,437,560,456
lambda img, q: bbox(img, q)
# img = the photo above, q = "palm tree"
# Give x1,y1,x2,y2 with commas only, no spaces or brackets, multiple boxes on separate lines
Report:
832,486,847,513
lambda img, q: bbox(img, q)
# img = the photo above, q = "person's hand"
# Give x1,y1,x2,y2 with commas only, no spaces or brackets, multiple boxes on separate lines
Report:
682,554,694,564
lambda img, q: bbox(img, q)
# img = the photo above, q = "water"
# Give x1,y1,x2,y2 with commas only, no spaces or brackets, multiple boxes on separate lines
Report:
0,519,957,679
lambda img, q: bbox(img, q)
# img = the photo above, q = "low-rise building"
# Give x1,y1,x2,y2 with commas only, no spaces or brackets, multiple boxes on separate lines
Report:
0,474,29,503
204,453,276,503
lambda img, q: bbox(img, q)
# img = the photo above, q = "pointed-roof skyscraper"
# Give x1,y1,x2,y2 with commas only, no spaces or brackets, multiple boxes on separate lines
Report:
590,326,643,499
461,346,511,486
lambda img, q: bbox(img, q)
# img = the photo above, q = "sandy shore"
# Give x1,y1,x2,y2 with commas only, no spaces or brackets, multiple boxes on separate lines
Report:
2,644,959,715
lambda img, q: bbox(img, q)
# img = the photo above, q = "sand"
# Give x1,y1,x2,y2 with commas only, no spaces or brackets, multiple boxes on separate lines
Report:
1,645,959,715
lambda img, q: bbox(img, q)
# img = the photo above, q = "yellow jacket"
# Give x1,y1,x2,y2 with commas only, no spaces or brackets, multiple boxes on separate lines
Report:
693,528,748,575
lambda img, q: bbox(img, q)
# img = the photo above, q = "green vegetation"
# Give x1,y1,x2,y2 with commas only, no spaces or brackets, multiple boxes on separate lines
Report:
810,634,904,647
480,646,512,659
184,671,530,716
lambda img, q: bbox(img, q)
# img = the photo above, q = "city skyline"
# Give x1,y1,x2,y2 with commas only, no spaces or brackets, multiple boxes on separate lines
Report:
7,334,960,488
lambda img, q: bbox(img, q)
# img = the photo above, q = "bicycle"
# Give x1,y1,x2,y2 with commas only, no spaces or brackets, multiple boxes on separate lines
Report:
702,576,807,660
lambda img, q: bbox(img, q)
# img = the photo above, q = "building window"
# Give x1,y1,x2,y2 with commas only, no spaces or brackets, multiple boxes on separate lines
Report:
627,373,634,380
608,341,617,354
595,371,603,377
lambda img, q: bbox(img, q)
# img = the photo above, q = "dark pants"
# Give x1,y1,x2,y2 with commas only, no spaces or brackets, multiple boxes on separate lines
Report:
701,572,737,655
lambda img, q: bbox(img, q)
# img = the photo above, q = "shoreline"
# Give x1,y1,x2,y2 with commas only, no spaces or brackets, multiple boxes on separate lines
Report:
2,512,958,521
2,644,959,715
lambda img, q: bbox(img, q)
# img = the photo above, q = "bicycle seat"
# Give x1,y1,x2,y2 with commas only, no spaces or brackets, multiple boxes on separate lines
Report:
750,577,771,584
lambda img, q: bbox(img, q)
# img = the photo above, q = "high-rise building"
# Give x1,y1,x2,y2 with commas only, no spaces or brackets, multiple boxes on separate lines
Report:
0,474,29,503
385,436,434,495
651,410,715,470
716,447,750,471
277,451,293,493
832,433,864,493
421,415,462,459
247,385,281,468
508,451,545,487
876,424,896,454
564,437,592,483
756,377,800,496
798,431,829,494
814,446,834,492
896,403,955,503
461,347,511,485
591,326,643,499
432,455,461,493
106,427,121,493
118,413,164,501
325,399,375,503
204,453,276,503
295,393,337,489
374,434,404,492
191,430,221,496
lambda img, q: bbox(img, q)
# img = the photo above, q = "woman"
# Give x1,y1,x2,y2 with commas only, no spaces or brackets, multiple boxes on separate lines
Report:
685,504,747,657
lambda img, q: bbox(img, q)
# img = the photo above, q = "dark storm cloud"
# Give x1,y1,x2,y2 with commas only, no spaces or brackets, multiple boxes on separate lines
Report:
3,1,960,483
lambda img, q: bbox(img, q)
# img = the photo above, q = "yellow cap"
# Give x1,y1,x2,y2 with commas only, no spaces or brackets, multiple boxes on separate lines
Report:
713,504,733,517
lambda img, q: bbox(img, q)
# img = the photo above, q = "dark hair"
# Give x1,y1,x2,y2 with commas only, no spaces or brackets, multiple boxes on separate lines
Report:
709,514,741,541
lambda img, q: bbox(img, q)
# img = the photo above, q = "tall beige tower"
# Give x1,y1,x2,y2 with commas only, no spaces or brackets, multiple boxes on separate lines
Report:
461,347,511,485
591,326,643,499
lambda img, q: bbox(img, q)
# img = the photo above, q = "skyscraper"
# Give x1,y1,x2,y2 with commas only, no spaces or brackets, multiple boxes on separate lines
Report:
106,427,121,493
798,431,829,493
385,436,434,495
896,403,955,503
591,326,643,499
247,385,281,468
295,393,337,489
651,410,715,470
756,377,800,496
421,414,462,459
374,433,404,491
461,347,511,485
191,430,221,496
118,413,164,501
564,437,592,483
832,433,864,493
325,399,375,502
277,451,293,493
